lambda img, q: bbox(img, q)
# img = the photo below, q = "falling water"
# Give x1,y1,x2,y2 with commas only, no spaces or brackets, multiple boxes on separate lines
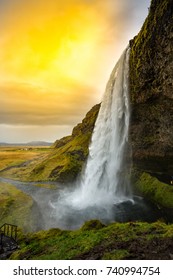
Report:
49,47,133,229
62,46,132,208
79,46,131,205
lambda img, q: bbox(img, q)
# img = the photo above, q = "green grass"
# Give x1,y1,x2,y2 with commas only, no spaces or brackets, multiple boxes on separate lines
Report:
28,133,92,182
9,220,173,260
0,182,35,232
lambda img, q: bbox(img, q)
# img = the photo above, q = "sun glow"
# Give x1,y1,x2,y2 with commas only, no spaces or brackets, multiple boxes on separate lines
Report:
0,1,104,90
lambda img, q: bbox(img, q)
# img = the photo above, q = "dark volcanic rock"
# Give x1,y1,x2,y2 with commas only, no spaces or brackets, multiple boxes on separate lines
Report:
129,0,173,174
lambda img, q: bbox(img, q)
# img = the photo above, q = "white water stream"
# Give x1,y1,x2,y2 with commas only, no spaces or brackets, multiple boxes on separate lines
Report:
57,47,132,208
77,46,131,206
48,47,134,228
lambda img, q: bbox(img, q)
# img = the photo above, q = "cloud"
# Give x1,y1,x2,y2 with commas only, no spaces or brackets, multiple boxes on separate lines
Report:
0,82,97,125
0,124,73,143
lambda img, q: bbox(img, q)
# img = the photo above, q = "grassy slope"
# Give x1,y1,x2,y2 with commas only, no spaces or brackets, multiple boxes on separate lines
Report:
0,182,35,232
29,134,91,182
10,220,173,260
28,104,100,182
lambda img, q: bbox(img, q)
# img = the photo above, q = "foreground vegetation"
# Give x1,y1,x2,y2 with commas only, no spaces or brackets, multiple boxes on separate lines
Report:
0,182,35,232
10,220,173,260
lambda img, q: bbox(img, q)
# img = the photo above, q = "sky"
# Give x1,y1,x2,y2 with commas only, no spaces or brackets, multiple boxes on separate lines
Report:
0,0,151,143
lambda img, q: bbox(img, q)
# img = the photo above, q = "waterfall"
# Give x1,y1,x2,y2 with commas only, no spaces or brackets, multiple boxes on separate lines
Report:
79,46,131,205
52,47,132,229
64,46,132,208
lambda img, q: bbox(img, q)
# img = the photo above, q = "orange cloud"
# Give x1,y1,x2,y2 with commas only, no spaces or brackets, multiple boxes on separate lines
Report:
0,82,97,125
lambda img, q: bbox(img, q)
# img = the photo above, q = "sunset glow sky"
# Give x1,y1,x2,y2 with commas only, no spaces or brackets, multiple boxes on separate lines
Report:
0,0,150,143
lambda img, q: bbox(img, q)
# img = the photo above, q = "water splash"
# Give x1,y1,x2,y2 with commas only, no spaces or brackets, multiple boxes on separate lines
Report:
49,47,133,228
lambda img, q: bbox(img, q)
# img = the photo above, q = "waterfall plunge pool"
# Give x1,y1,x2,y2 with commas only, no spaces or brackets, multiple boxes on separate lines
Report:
0,176,169,232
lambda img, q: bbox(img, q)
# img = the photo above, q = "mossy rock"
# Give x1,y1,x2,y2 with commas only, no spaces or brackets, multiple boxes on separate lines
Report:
134,172,173,210
129,0,173,183
81,220,105,231
130,0,173,103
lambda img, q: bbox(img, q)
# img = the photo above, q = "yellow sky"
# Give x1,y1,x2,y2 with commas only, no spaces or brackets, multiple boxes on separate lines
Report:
0,0,150,143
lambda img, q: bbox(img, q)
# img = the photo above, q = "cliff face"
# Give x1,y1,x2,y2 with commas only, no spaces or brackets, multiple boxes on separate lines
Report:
129,0,173,175
130,0,173,103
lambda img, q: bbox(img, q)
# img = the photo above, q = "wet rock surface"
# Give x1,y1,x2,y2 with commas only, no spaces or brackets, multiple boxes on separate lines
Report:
0,235,19,260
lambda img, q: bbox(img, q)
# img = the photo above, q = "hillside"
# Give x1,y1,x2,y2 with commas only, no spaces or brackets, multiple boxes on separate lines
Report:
28,104,100,182
0,182,39,232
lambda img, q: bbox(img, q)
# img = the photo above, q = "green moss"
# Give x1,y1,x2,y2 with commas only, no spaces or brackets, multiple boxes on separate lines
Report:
102,249,129,260
135,173,173,209
81,220,105,231
9,220,173,260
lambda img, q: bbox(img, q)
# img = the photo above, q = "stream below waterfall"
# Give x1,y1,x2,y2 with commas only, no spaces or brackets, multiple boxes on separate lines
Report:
0,176,169,232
